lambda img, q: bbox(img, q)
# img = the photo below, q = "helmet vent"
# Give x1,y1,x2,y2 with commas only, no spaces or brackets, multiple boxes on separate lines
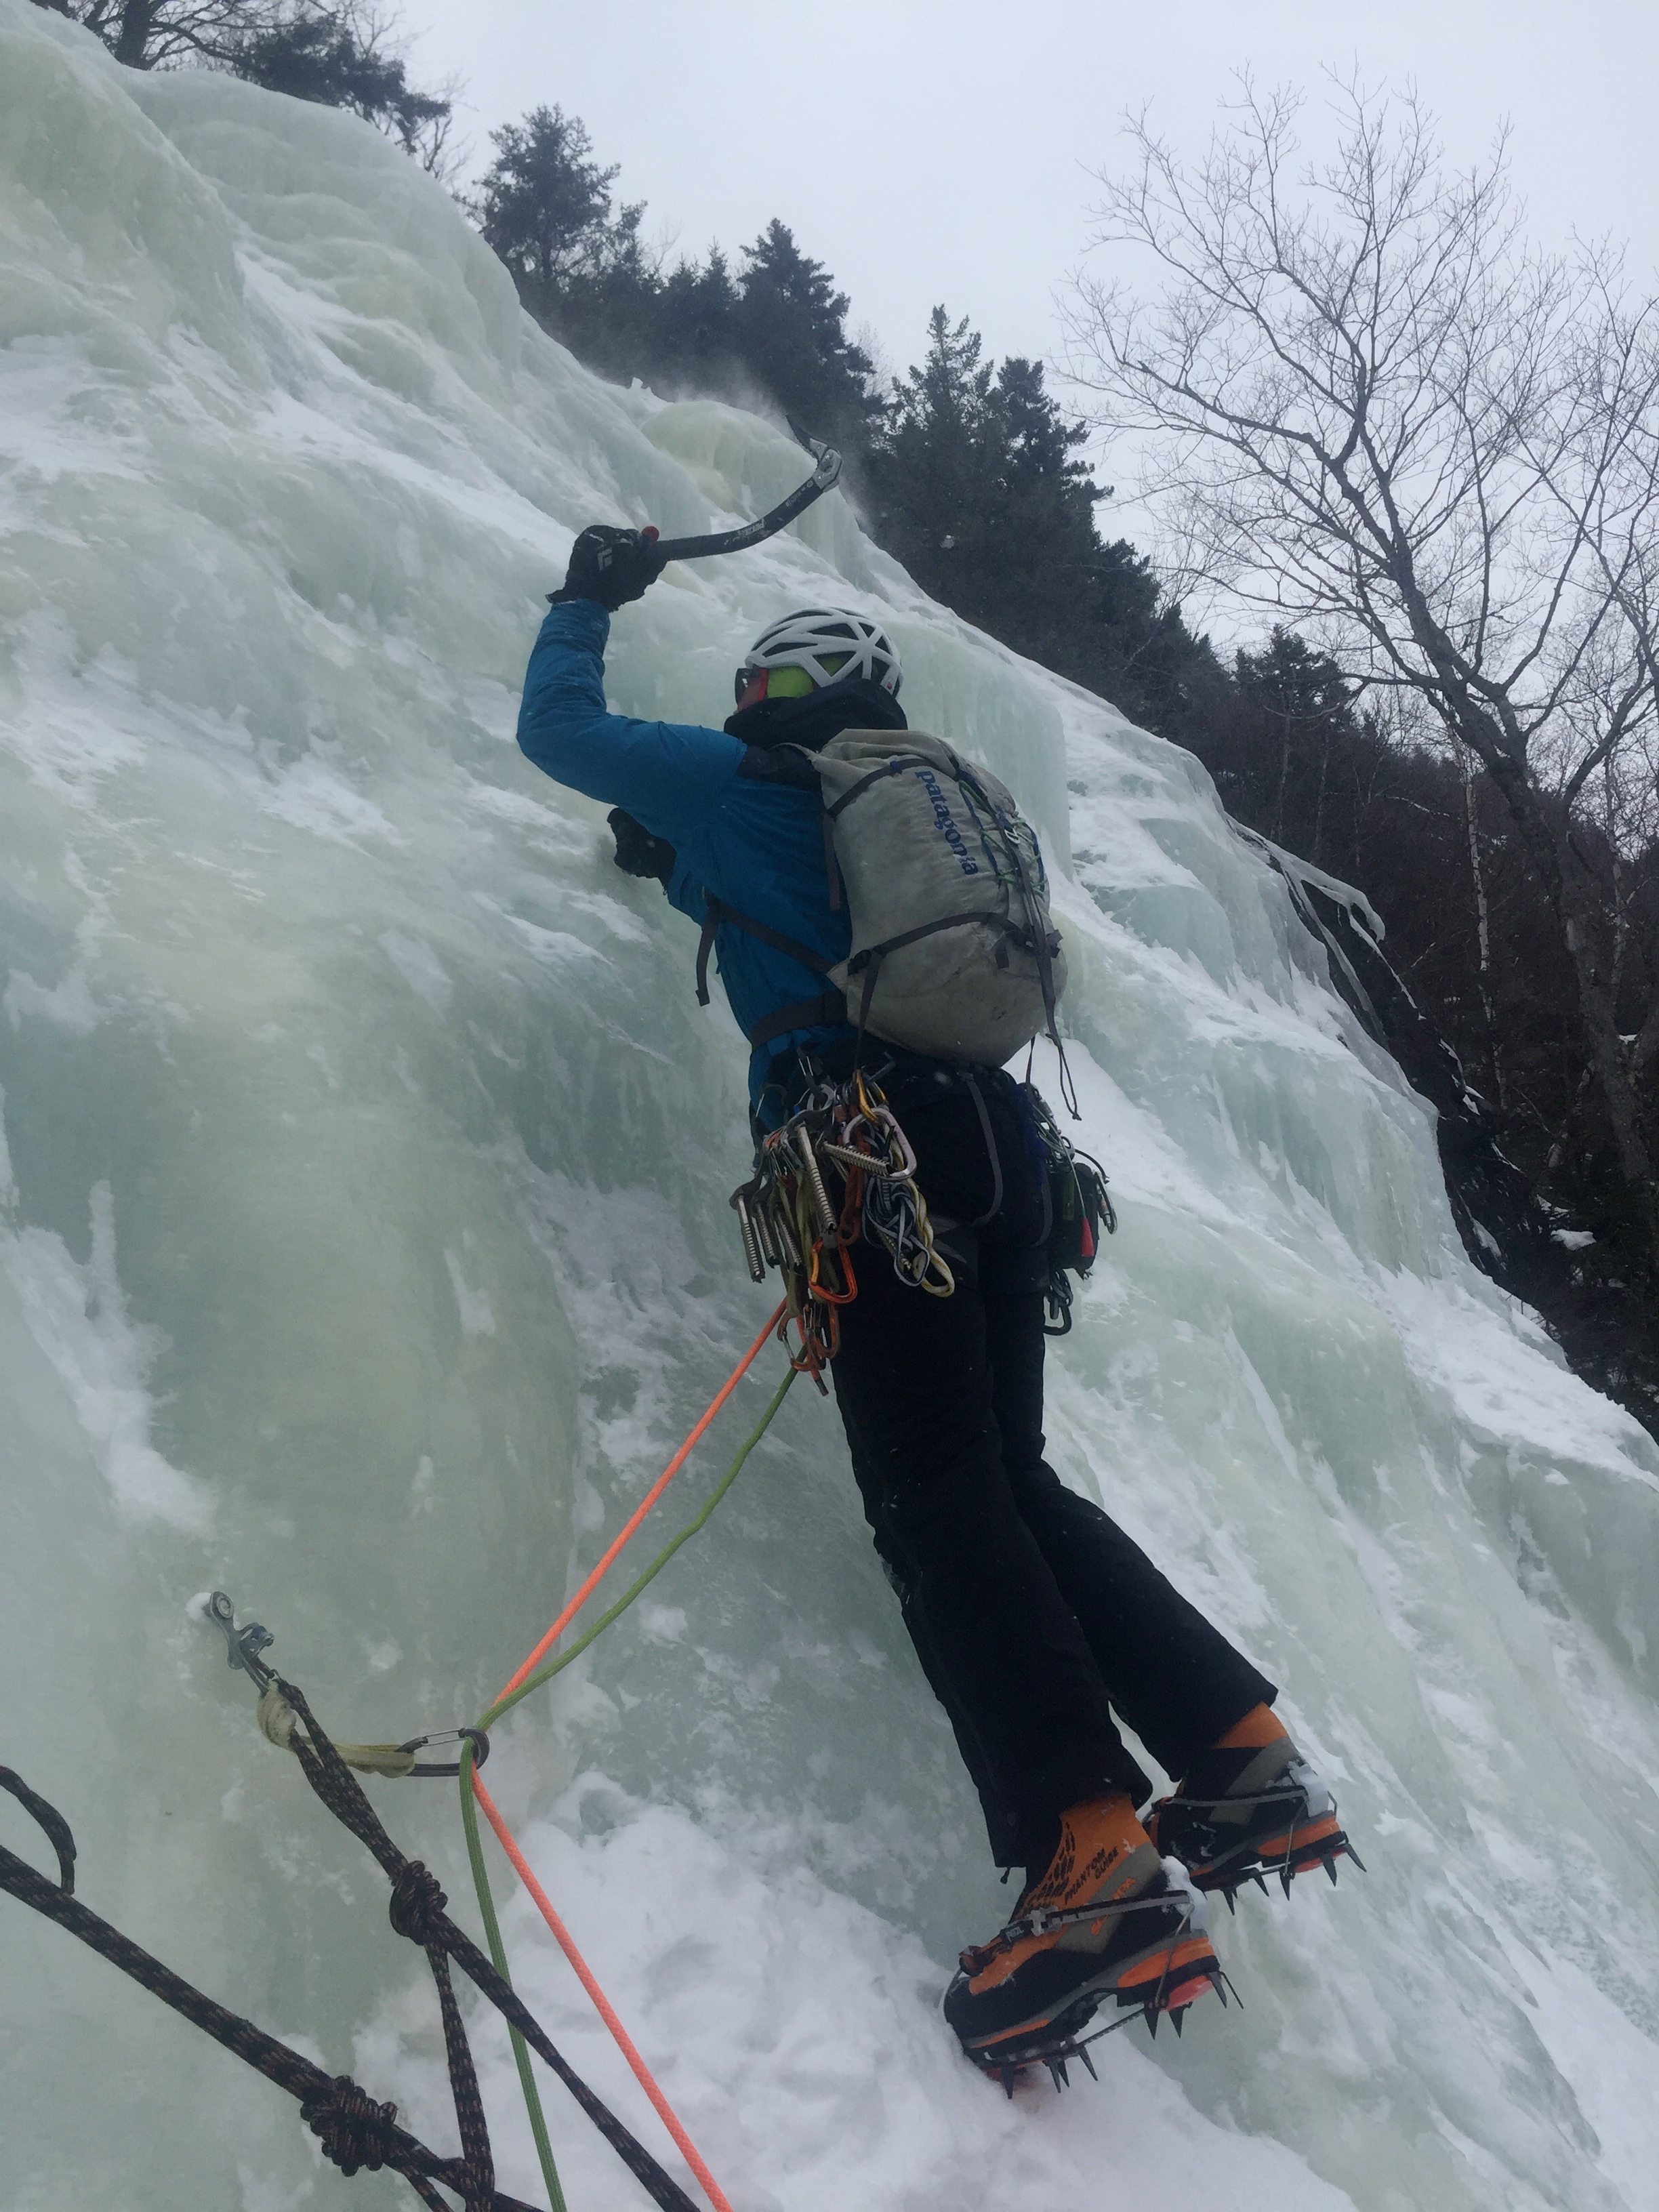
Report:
737,607,902,700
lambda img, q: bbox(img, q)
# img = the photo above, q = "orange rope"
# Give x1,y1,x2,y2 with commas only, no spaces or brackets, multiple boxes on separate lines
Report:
471,1771,735,2212
491,1300,785,1710
472,1302,787,2212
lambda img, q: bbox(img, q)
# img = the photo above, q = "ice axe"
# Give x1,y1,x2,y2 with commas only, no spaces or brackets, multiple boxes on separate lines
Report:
548,423,842,607
649,418,842,562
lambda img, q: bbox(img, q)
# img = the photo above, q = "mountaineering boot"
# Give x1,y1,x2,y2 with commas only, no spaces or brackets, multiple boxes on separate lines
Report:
1145,1704,1362,1898
943,1794,1224,2083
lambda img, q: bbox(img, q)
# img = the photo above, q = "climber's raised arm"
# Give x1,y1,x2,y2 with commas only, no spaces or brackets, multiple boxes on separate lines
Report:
516,527,741,845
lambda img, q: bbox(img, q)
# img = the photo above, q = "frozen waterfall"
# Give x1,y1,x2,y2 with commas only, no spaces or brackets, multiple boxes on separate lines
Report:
3,7,1658,2209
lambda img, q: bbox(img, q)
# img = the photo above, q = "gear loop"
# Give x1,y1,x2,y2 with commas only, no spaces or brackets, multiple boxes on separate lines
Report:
388,1860,449,1946
300,2075,398,2175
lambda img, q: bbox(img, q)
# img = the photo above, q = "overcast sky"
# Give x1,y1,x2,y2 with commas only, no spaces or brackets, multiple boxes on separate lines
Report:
407,0,1658,377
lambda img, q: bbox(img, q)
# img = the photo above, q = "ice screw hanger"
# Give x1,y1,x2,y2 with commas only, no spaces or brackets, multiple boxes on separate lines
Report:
207,1589,274,1690
203,1593,488,1780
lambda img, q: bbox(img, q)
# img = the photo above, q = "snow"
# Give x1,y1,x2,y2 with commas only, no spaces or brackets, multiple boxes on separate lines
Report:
2,6,1658,2209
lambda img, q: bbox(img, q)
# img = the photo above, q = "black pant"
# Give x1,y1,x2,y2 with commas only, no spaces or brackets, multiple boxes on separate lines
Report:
828,1064,1275,1870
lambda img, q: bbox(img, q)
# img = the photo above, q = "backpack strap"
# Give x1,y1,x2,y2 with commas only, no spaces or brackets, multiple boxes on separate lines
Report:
696,895,835,1001
745,990,850,1049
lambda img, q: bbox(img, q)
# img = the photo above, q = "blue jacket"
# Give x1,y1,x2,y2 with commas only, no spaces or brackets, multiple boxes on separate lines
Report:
516,599,858,1109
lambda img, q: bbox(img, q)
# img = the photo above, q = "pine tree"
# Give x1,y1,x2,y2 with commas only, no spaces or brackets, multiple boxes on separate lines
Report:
473,106,644,297
874,308,994,541
733,222,883,445
649,249,741,391
232,11,453,171
865,309,1220,735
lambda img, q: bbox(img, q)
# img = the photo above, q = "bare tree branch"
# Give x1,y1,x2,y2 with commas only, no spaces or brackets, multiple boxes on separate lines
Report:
1063,75,1659,1231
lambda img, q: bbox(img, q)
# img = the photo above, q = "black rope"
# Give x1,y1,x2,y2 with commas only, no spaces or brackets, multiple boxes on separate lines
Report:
299,2078,401,2177
277,1677,704,2212
389,1862,451,1945
0,1822,536,2211
1,1767,76,1891
428,1944,495,2211
1,1705,705,2212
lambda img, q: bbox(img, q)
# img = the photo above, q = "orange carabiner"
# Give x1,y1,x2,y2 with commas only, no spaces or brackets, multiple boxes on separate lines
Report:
808,1237,859,1307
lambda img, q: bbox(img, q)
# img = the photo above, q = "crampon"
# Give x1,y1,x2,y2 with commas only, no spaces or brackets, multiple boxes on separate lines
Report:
1147,1757,1366,1909
945,1875,1235,2094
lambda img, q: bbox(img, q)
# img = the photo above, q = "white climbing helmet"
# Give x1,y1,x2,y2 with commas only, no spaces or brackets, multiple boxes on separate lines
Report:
735,607,903,705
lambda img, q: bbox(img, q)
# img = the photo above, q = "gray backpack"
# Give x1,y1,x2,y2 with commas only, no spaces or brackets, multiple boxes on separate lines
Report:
697,730,1067,1067
814,731,1066,1063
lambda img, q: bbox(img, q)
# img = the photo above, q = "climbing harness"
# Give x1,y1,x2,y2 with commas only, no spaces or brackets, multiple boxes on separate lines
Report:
729,1069,1119,1359
731,1069,953,1384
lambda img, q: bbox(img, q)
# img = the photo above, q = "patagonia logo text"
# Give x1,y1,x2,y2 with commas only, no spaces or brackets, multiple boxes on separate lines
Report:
914,768,980,875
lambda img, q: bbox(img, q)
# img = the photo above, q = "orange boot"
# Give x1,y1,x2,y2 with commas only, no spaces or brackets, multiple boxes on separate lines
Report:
1145,1704,1364,1901
943,1794,1225,2087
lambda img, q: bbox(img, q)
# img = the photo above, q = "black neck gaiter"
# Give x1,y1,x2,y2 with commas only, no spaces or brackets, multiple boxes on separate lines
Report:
725,677,909,753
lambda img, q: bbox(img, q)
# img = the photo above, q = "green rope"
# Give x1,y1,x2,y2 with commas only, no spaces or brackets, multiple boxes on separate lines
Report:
459,1360,796,2209
459,1749,567,2212
477,1366,797,1734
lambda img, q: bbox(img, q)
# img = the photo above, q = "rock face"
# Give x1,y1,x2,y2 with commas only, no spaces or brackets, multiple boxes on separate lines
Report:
1240,825,1656,1431
1229,827,1549,1284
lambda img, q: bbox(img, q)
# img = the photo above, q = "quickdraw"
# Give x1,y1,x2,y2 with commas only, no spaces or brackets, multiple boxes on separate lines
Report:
1025,1082,1116,1335
731,1070,954,1387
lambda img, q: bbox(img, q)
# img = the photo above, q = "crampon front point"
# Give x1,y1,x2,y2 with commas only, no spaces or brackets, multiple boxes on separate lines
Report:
1148,1759,1367,1910
965,1939,1240,2095
948,1880,1236,2094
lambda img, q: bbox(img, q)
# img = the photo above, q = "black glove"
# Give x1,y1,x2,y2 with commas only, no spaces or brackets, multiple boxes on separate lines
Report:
607,806,677,887
550,524,666,611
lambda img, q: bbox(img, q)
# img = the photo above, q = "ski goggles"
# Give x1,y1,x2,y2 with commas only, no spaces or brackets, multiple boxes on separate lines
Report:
733,656,852,707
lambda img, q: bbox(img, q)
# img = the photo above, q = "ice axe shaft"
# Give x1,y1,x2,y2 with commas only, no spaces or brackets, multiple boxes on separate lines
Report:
651,419,842,562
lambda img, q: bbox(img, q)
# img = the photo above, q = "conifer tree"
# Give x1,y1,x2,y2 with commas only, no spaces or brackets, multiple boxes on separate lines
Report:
473,106,644,296
31,0,453,169
232,9,453,171
649,249,743,392
732,221,884,446
470,106,655,378
866,308,1219,735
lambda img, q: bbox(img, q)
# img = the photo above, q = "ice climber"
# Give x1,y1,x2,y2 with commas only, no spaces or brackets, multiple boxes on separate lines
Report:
516,523,1358,2084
